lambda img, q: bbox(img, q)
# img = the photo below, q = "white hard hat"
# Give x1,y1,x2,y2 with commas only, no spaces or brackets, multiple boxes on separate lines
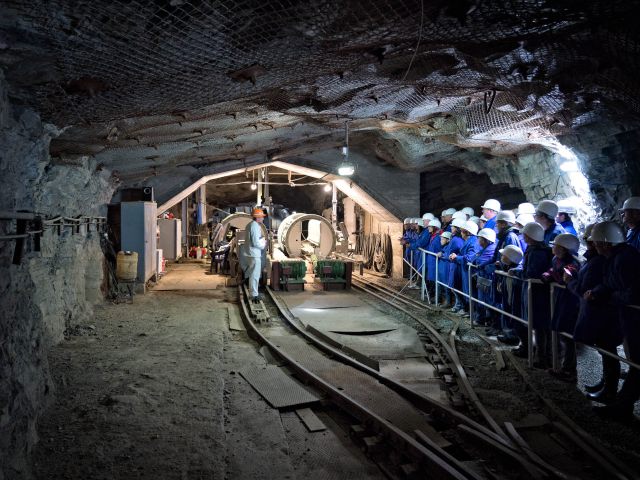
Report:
499,245,524,264
481,199,501,212
551,233,580,253
536,200,559,218
452,211,467,220
621,197,640,211
441,210,447,217
462,220,479,236
589,221,626,245
515,213,535,227
469,216,481,225
478,228,497,243
422,212,435,220
461,207,475,217
522,222,544,242
429,219,442,229
517,202,536,215
443,208,457,216
411,218,419,224
496,210,516,224
479,214,488,221
441,231,452,240
451,218,466,229
557,201,576,215
403,218,410,224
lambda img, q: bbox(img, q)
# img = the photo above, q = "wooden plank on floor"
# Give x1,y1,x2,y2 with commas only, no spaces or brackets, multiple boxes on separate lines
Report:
295,407,326,432
227,306,245,331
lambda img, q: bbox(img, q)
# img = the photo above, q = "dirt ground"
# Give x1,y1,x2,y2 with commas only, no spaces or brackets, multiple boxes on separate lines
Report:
31,264,383,480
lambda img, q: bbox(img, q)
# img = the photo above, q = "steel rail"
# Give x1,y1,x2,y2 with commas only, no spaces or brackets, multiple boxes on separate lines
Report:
237,285,473,480
350,276,509,441
352,275,635,480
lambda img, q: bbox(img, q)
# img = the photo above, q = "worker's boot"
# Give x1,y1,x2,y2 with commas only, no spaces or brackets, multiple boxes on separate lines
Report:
587,356,620,404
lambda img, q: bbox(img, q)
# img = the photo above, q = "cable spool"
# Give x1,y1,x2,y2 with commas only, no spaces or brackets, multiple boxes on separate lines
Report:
277,213,336,258
215,213,267,245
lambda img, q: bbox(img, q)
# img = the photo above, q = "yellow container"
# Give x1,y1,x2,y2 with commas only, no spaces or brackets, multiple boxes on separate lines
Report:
116,251,138,281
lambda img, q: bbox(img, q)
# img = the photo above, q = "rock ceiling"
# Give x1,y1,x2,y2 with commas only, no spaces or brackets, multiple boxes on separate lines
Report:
1,0,639,195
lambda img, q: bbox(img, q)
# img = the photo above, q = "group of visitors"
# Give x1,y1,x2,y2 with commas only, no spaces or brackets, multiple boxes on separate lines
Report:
400,196,640,421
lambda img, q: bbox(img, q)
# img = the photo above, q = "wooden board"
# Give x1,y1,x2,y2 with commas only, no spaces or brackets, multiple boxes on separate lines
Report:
227,306,245,331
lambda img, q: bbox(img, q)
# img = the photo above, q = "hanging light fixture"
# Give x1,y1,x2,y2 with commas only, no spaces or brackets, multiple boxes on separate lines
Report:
250,169,257,190
323,183,332,192
337,120,355,176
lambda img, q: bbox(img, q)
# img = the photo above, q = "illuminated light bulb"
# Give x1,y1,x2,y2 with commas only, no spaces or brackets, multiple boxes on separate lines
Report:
324,184,332,192
338,163,354,176
250,182,257,190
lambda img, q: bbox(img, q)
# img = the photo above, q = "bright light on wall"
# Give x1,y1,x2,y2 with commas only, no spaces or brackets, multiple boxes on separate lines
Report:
559,160,579,172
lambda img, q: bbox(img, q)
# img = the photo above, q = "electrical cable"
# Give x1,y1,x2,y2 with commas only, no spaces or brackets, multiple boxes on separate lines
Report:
401,0,425,82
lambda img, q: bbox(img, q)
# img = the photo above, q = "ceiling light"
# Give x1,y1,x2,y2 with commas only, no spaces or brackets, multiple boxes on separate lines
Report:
323,184,332,192
338,163,354,176
250,182,257,190
337,120,354,176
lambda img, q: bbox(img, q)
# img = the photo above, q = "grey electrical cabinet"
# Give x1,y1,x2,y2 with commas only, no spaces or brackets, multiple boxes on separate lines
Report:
121,201,157,283
158,218,182,260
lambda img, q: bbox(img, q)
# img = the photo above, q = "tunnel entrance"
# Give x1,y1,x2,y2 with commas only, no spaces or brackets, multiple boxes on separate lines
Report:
420,167,527,214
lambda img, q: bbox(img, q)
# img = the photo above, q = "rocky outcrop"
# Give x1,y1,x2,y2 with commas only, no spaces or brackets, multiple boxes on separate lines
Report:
0,71,115,479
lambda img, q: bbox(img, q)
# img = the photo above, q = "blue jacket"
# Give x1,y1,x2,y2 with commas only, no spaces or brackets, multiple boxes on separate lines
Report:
627,227,640,251
426,233,442,281
592,244,640,338
545,255,581,333
446,235,465,287
543,222,566,246
492,229,521,263
456,236,479,294
560,220,577,236
569,250,622,346
515,243,553,329
484,216,497,232
473,243,497,271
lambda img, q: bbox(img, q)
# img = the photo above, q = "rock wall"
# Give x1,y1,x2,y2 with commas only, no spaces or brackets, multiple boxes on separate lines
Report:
0,71,115,479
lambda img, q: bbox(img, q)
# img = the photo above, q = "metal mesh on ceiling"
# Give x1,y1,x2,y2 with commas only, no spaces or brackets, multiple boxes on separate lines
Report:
2,0,639,144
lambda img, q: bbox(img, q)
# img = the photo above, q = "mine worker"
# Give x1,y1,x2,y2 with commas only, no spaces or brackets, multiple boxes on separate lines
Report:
517,202,536,216
478,215,487,230
461,207,475,220
441,208,456,232
450,220,479,318
469,215,481,226
556,206,577,236
515,213,535,252
510,222,553,362
409,214,433,287
401,218,414,269
586,222,640,421
534,200,566,245
438,231,453,307
426,219,443,298
488,210,521,333
447,218,467,313
620,196,640,251
542,233,581,380
244,207,268,302
569,224,622,403
496,245,525,346
480,199,501,231
472,228,497,327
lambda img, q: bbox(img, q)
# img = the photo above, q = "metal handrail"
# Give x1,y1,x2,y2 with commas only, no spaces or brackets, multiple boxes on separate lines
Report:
549,282,640,372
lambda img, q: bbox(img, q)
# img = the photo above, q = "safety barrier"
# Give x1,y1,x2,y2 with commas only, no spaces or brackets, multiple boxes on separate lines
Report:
414,246,640,373
549,283,640,373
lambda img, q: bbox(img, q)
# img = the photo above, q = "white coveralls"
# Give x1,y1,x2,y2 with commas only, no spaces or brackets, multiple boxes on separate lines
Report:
243,220,266,298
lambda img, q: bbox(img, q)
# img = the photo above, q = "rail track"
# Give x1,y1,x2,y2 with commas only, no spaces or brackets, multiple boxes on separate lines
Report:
238,279,634,480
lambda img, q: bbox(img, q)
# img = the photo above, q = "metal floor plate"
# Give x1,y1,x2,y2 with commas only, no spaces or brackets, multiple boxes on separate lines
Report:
267,334,447,443
316,326,426,360
240,365,321,409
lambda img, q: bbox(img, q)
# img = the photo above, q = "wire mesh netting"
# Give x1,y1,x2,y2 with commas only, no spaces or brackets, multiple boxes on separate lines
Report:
2,0,640,145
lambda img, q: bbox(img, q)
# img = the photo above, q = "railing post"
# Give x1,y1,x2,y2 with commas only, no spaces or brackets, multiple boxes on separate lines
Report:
421,250,426,302
468,263,474,327
435,255,439,307
550,283,560,372
527,279,534,368
409,250,414,285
